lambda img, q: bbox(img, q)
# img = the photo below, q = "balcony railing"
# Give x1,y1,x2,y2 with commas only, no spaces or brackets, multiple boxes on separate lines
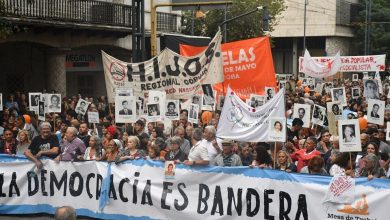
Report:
0,0,132,27
0,0,179,32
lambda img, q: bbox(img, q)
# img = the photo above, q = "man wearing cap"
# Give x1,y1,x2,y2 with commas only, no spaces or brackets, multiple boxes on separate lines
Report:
213,139,242,166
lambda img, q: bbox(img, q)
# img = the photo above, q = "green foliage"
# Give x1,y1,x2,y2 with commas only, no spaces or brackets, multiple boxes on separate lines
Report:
181,0,286,42
353,0,390,57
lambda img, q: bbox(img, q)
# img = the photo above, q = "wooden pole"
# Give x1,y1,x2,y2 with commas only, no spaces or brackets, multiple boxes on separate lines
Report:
273,142,277,168
349,152,353,176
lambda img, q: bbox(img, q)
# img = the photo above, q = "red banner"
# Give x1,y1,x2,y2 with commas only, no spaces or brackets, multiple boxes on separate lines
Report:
180,37,277,99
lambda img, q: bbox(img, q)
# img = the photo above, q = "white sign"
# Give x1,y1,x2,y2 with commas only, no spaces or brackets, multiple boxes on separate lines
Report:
28,93,41,112
75,98,90,115
331,88,346,105
323,174,355,204
115,96,136,123
367,99,385,125
47,94,61,113
217,86,285,142
165,100,180,120
38,101,45,121
188,103,199,124
299,54,386,72
293,104,311,128
302,50,341,78
338,119,361,152
312,104,326,126
268,117,286,142
102,31,223,102
88,111,100,124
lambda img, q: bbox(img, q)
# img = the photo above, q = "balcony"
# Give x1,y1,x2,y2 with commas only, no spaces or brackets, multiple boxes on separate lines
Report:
0,0,179,33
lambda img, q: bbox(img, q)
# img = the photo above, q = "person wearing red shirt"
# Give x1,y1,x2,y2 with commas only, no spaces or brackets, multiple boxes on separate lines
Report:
290,136,321,172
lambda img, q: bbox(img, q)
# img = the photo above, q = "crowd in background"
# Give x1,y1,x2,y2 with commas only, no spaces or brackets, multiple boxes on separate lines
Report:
1,75,390,181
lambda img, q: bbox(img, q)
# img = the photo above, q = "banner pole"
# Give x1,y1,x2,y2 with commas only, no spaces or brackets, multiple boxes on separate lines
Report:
349,152,353,176
273,142,277,168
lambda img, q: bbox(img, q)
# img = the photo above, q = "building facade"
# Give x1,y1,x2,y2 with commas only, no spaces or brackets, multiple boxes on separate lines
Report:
0,0,181,97
270,0,359,75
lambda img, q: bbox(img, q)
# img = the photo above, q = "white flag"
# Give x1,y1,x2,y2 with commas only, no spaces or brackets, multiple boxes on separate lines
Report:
216,86,285,142
302,50,341,78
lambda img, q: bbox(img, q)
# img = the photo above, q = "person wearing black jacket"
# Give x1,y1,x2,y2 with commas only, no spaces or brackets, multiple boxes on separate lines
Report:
165,136,187,162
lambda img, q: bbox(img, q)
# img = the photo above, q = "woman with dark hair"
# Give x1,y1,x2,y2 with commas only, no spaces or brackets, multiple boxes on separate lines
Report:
343,125,356,142
300,156,328,175
358,142,385,170
329,152,354,177
250,143,272,168
273,121,283,133
151,127,165,141
359,153,386,180
101,139,120,162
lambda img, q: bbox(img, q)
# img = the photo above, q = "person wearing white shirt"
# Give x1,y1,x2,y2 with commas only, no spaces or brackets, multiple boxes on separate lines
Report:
201,125,222,163
184,128,209,166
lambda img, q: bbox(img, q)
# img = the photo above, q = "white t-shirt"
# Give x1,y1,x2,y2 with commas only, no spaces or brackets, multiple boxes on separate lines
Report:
201,138,222,162
188,141,209,162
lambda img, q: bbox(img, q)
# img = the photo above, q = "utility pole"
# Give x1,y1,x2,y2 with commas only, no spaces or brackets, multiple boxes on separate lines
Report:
367,0,372,55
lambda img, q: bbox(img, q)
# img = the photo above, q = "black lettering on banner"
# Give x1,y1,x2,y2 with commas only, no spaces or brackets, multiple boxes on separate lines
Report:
50,171,67,196
279,191,292,220
264,189,275,220
227,187,242,216
109,174,117,200
0,173,6,197
119,178,129,202
184,58,201,77
153,57,160,79
166,56,180,77
27,171,39,196
246,188,260,217
174,183,188,211
295,194,308,220
127,63,146,82
211,186,223,216
86,173,95,199
69,172,83,197
41,169,48,196
204,42,215,65
197,184,210,214
132,172,140,204
141,179,153,205
9,172,20,197
96,174,102,200
161,182,173,210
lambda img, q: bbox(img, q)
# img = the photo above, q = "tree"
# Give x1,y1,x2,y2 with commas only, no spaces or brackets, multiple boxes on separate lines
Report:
181,0,286,42
353,0,390,58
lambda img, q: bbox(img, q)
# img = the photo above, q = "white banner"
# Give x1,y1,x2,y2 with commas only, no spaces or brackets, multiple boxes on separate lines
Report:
0,156,390,219
216,86,285,142
102,31,223,103
299,54,386,73
302,50,342,78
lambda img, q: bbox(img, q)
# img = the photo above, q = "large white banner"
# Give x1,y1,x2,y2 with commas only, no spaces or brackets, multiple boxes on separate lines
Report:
299,54,386,73
216,86,285,142
302,50,342,78
102,31,224,103
0,156,389,220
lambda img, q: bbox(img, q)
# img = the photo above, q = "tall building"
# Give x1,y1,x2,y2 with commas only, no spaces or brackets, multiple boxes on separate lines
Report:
270,0,359,75
0,0,181,97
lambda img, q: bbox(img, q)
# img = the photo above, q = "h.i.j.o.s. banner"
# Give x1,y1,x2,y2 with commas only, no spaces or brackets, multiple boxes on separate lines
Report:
0,155,389,220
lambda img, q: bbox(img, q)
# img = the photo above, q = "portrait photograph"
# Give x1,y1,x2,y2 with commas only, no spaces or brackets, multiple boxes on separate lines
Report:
148,90,166,116
268,117,286,142
279,81,286,90
165,99,180,120
115,96,136,123
147,103,161,122
202,84,215,105
47,94,61,113
264,87,275,101
331,87,346,105
326,101,343,120
188,103,199,124
352,88,360,99
367,99,385,125
311,104,326,126
322,82,333,94
38,101,45,121
352,74,359,81
338,119,361,152
292,103,311,128
191,94,203,111
29,92,41,112
249,94,265,109
75,98,89,115
363,79,380,99
164,161,176,179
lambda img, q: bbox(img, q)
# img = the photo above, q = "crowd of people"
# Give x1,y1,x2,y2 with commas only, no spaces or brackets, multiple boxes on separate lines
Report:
1,75,390,181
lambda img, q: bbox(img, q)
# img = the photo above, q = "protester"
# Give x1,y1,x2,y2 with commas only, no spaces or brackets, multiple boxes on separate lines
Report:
55,127,86,162
77,122,90,148
15,115,38,141
24,122,60,169
83,135,104,161
201,125,222,163
300,156,328,175
101,139,120,162
250,143,272,168
213,139,242,166
54,206,77,220
164,136,187,163
329,152,355,177
290,136,321,172
359,153,386,180
238,142,253,166
184,128,209,166
16,129,31,155
0,129,17,155
275,150,297,172
115,136,145,163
